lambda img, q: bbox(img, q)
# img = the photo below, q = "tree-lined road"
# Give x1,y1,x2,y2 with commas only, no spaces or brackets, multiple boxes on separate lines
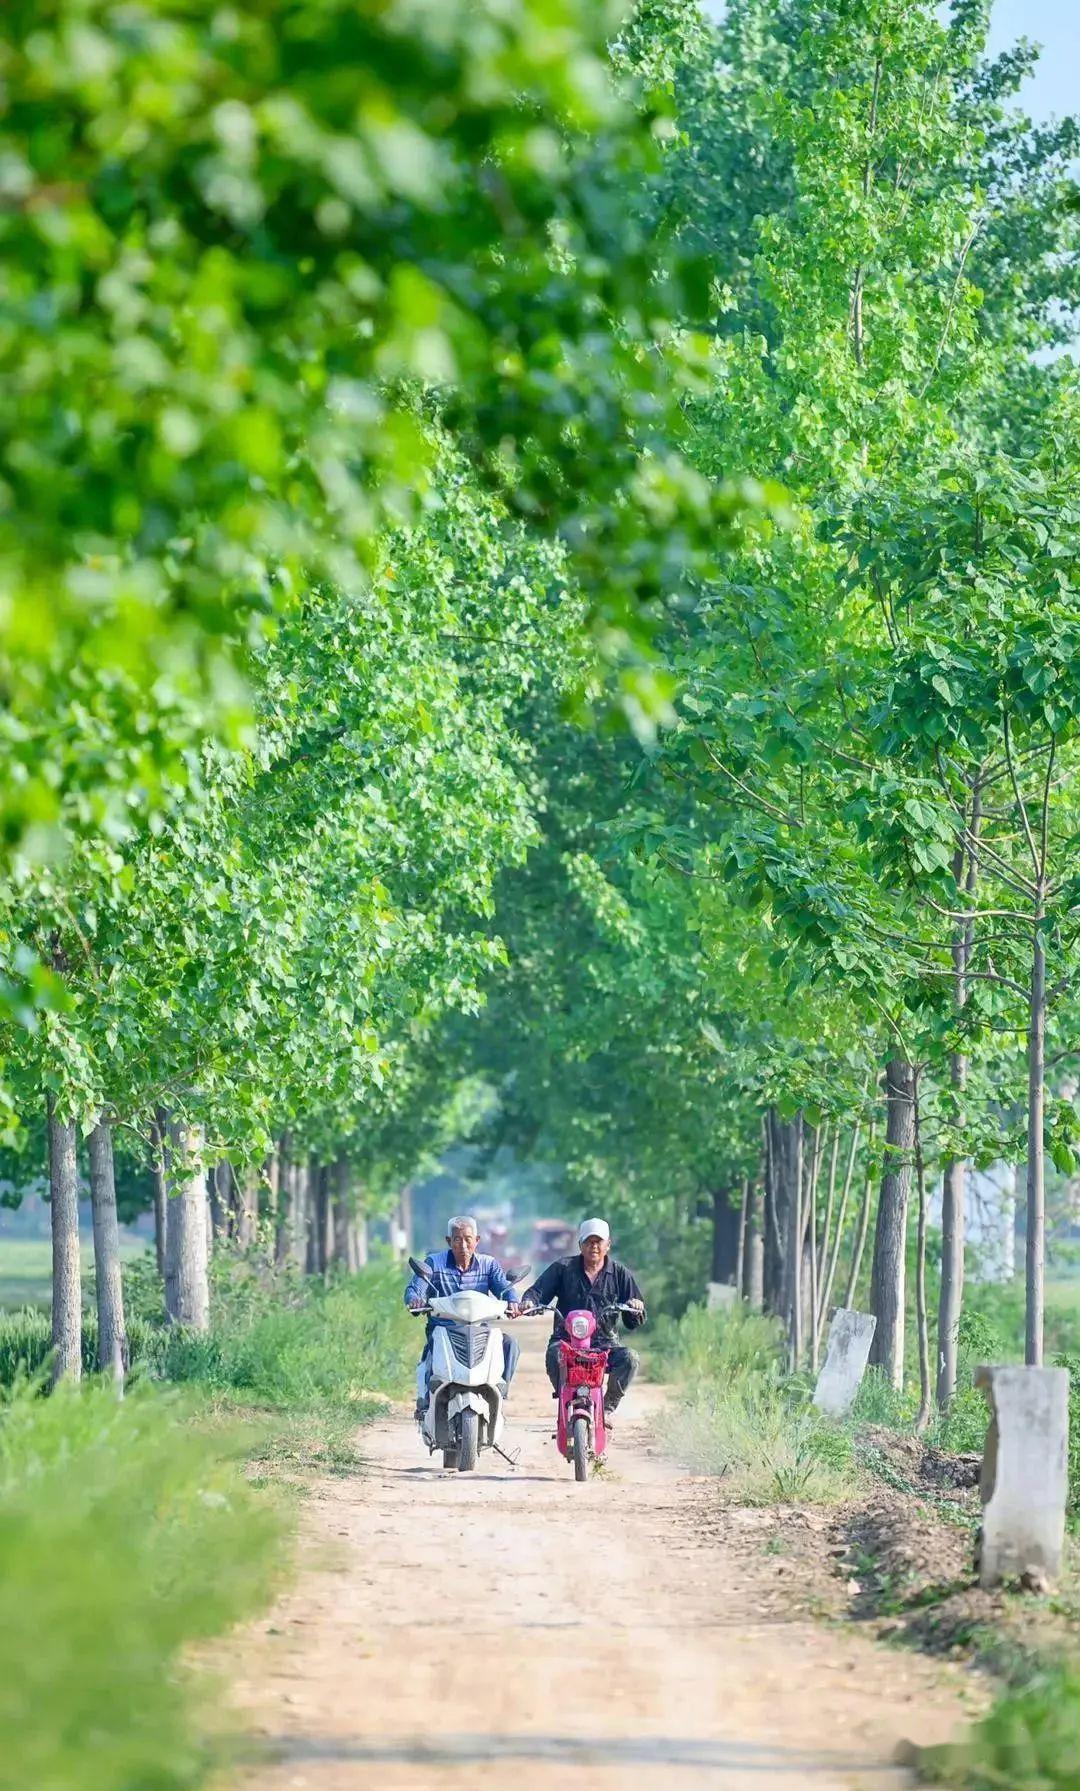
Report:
225,1333,968,1790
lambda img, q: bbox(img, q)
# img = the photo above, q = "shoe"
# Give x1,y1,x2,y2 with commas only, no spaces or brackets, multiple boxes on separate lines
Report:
413,1400,425,1422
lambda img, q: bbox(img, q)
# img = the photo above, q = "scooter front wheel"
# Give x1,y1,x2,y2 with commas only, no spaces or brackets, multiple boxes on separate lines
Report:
571,1413,590,1482
457,1408,479,1472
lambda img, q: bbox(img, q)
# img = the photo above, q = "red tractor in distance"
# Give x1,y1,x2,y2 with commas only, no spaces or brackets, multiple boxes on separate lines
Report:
532,1218,575,1265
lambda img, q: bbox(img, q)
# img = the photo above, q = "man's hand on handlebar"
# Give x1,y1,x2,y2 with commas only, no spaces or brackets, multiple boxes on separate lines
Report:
408,1301,427,1314
625,1298,645,1315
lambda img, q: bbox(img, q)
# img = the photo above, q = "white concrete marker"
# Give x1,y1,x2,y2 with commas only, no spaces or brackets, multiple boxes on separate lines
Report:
975,1364,1069,1589
813,1309,877,1417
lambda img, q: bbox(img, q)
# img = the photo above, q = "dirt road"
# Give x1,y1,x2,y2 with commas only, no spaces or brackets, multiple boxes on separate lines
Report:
225,1329,972,1790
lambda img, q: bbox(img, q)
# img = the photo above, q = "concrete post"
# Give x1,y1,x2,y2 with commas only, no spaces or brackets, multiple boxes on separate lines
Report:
706,1282,737,1314
813,1309,877,1417
975,1364,1069,1589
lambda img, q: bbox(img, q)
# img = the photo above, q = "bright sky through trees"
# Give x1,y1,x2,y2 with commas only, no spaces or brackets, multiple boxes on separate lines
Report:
987,0,1079,122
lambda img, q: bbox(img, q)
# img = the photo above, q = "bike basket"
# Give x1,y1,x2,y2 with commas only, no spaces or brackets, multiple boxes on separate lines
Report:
565,1350,607,1389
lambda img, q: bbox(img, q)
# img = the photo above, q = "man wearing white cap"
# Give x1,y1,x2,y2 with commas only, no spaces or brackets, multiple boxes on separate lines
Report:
520,1218,646,1421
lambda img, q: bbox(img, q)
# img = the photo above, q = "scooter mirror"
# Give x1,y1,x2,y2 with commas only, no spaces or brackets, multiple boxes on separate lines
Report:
407,1256,435,1282
507,1265,532,1285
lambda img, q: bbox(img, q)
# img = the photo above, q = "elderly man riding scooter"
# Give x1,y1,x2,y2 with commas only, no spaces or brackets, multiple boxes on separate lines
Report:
520,1219,646,1424
404,1215,522,1420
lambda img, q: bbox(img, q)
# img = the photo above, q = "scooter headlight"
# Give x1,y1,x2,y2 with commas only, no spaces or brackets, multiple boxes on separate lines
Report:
569,1314,592,1340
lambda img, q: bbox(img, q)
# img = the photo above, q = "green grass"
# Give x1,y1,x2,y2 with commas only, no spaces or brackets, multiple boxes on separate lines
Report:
0,1253,416,1788
653,1302,859,1505
918,1667,1080,1789
0,1381,285,1791
0,1235,145,1310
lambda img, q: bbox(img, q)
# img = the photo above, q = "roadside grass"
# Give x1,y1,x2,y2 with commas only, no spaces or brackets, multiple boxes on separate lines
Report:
917,1666,1080,1789
0,1381,284,1791
655,1294,1080,1788
651,1303,858,1504
0,1255,414,1405
0,1255,415,1790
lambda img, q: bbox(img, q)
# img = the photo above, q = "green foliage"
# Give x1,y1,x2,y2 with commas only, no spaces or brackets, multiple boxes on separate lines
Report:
919,1668,1080,1791
0,0,759,927
0,1383,283,1791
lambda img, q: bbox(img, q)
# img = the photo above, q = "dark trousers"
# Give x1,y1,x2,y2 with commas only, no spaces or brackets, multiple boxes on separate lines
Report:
545,1339,639,1409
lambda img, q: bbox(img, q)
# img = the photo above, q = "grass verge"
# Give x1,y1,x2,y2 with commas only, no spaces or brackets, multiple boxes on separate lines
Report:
917,1666,1080,1788
0,1254,415,1790
0,1382,283,1791
651,1303,858,1504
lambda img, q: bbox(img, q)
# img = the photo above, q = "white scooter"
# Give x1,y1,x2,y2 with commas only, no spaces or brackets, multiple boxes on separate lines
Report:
407,1255,529,1471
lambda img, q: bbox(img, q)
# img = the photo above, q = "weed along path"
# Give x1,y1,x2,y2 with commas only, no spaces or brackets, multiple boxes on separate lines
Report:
223,1329,972,1791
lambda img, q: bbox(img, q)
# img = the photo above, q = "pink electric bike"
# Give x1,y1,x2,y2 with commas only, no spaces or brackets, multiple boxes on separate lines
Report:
554,1303,639,1482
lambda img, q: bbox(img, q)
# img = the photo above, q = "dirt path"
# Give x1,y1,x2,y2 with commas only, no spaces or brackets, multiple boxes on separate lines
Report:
224,1330,973,1790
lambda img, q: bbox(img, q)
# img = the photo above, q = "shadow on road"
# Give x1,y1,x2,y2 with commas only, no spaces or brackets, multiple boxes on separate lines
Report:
258,1732,907,1775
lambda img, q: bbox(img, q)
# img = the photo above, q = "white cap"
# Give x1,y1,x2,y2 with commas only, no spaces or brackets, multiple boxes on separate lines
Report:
578,1218,610,1245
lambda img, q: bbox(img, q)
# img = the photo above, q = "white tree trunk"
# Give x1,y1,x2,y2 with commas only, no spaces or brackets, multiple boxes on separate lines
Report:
1026,926,1046,1366
47,1093,81,1384
164,1116,210,1331
88,1117,127,1390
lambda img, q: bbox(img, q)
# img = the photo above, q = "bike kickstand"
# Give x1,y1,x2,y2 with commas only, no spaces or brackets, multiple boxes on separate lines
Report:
493,1442,521,1469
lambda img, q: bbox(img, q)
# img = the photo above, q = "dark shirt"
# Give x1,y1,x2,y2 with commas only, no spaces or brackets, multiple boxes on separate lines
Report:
522,1254,645,1345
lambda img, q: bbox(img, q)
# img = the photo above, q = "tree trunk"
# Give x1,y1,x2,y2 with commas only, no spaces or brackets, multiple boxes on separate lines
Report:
769,1110,799,1326
264,1149,280,1238
235,1168,259,1248
88,1118,128,1389
913,1075,932,1433
808,1130,825,1372
742,1181,764,1309
938,785,981,1408
151,1107,168,1278
762,1114,782,1311
787,1119,805,1370
351,1213,368,1271
868,1059,915,1389
209,1161,231,1240
735,1179,750,1298
711,1186,740,1284
814,1128,840,1338
305,1158,322,1275
274,1134,293,1267
394,1185,414,1261
937,1146,965,1406
333,1156,353,1268
843,1116,876,1309
292,1156,311,1266
47,1093,81,1385
820,1119,862,1328
164,1117,210,1330
318,1164,332,1277
1026,922,1046,1366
